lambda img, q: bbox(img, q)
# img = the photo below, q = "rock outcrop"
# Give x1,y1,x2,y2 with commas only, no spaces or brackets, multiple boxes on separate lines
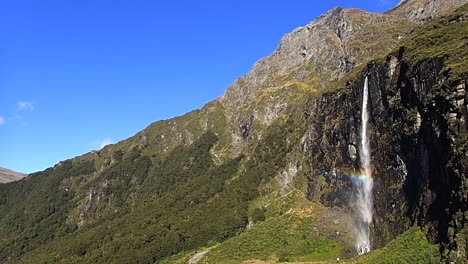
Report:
388,0,468,23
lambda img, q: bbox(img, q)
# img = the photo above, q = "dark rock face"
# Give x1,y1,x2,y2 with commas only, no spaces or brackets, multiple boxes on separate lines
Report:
302,50,467,252
240,116,254,139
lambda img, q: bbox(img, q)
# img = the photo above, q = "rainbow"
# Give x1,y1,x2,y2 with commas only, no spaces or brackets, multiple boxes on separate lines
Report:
336,169,373,183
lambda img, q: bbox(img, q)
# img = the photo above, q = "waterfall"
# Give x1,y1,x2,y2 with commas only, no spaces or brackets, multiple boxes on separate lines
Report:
355,76,373,255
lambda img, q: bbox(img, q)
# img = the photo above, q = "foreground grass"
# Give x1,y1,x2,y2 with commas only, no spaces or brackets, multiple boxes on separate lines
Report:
346,227,440,264
201,214,340,263
165,223,439,264
188,191,350,264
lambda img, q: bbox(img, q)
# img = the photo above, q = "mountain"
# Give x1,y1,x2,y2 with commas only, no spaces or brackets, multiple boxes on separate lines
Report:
388,0,468,23
0,0,467,263
221,6,414,140
0,168,26,183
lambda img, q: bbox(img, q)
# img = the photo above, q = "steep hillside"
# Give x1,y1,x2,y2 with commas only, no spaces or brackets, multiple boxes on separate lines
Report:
170,5,468,263
0,168,26,183
0,1,467,263
220,7,414,151
299,4,468,259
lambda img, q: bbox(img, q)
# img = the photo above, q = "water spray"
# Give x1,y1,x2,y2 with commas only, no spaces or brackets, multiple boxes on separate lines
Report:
355,76,373,255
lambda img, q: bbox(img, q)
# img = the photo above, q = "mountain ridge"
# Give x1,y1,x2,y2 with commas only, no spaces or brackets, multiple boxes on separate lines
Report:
387,0,468,23
220,6,414,134
0,167,26,184
90,0,465,162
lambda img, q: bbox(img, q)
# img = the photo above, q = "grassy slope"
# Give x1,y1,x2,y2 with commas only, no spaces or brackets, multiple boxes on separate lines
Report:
161,196,439,264
346,227,440,264
161,190,351,264
0,168,26,183
201,192,343,263
399,3,468,78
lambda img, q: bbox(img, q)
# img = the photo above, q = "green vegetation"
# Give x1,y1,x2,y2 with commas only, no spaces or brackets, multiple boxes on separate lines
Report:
15,131,243,263
202,193,342,263
445,132,468,261
400,4,468,79
3,114,303,263
0,159,94,261
346,9,414,64
350,227,440,264
250,189,307,220
203,213,340,263
162,225,439,264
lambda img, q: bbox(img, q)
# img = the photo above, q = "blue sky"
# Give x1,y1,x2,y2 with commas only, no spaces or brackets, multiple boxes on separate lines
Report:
0,0,399,174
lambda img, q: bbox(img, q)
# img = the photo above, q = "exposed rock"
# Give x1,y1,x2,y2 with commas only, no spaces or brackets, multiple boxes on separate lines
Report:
348,144,357,161
78,182,107,226
188,250,209,264
277,161,300,194
240,115,254,139
389,56,399,77
220,6,414,144
387,0,468,24
301,47,467,254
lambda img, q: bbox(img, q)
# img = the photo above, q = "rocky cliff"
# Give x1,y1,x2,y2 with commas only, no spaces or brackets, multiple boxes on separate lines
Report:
220,7,414,146
300,6,467,259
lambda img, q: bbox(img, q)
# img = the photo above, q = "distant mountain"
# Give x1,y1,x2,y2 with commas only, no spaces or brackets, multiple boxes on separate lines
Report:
0,0,467,263
0,168,26,183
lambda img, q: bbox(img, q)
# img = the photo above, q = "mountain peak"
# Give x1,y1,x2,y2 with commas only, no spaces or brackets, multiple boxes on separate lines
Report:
387,0,468,23
220,5,413,132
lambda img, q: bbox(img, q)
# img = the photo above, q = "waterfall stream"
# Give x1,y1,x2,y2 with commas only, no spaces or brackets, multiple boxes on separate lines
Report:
355,76,373,255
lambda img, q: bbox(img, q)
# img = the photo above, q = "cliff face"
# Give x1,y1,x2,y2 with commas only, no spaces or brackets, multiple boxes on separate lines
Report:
301,6,467,258
303,57,467,248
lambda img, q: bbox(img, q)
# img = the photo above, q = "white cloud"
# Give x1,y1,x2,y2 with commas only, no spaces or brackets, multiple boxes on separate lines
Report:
93,138,113,150
17,101,34,111
0,116,4,126
99,138,112,149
